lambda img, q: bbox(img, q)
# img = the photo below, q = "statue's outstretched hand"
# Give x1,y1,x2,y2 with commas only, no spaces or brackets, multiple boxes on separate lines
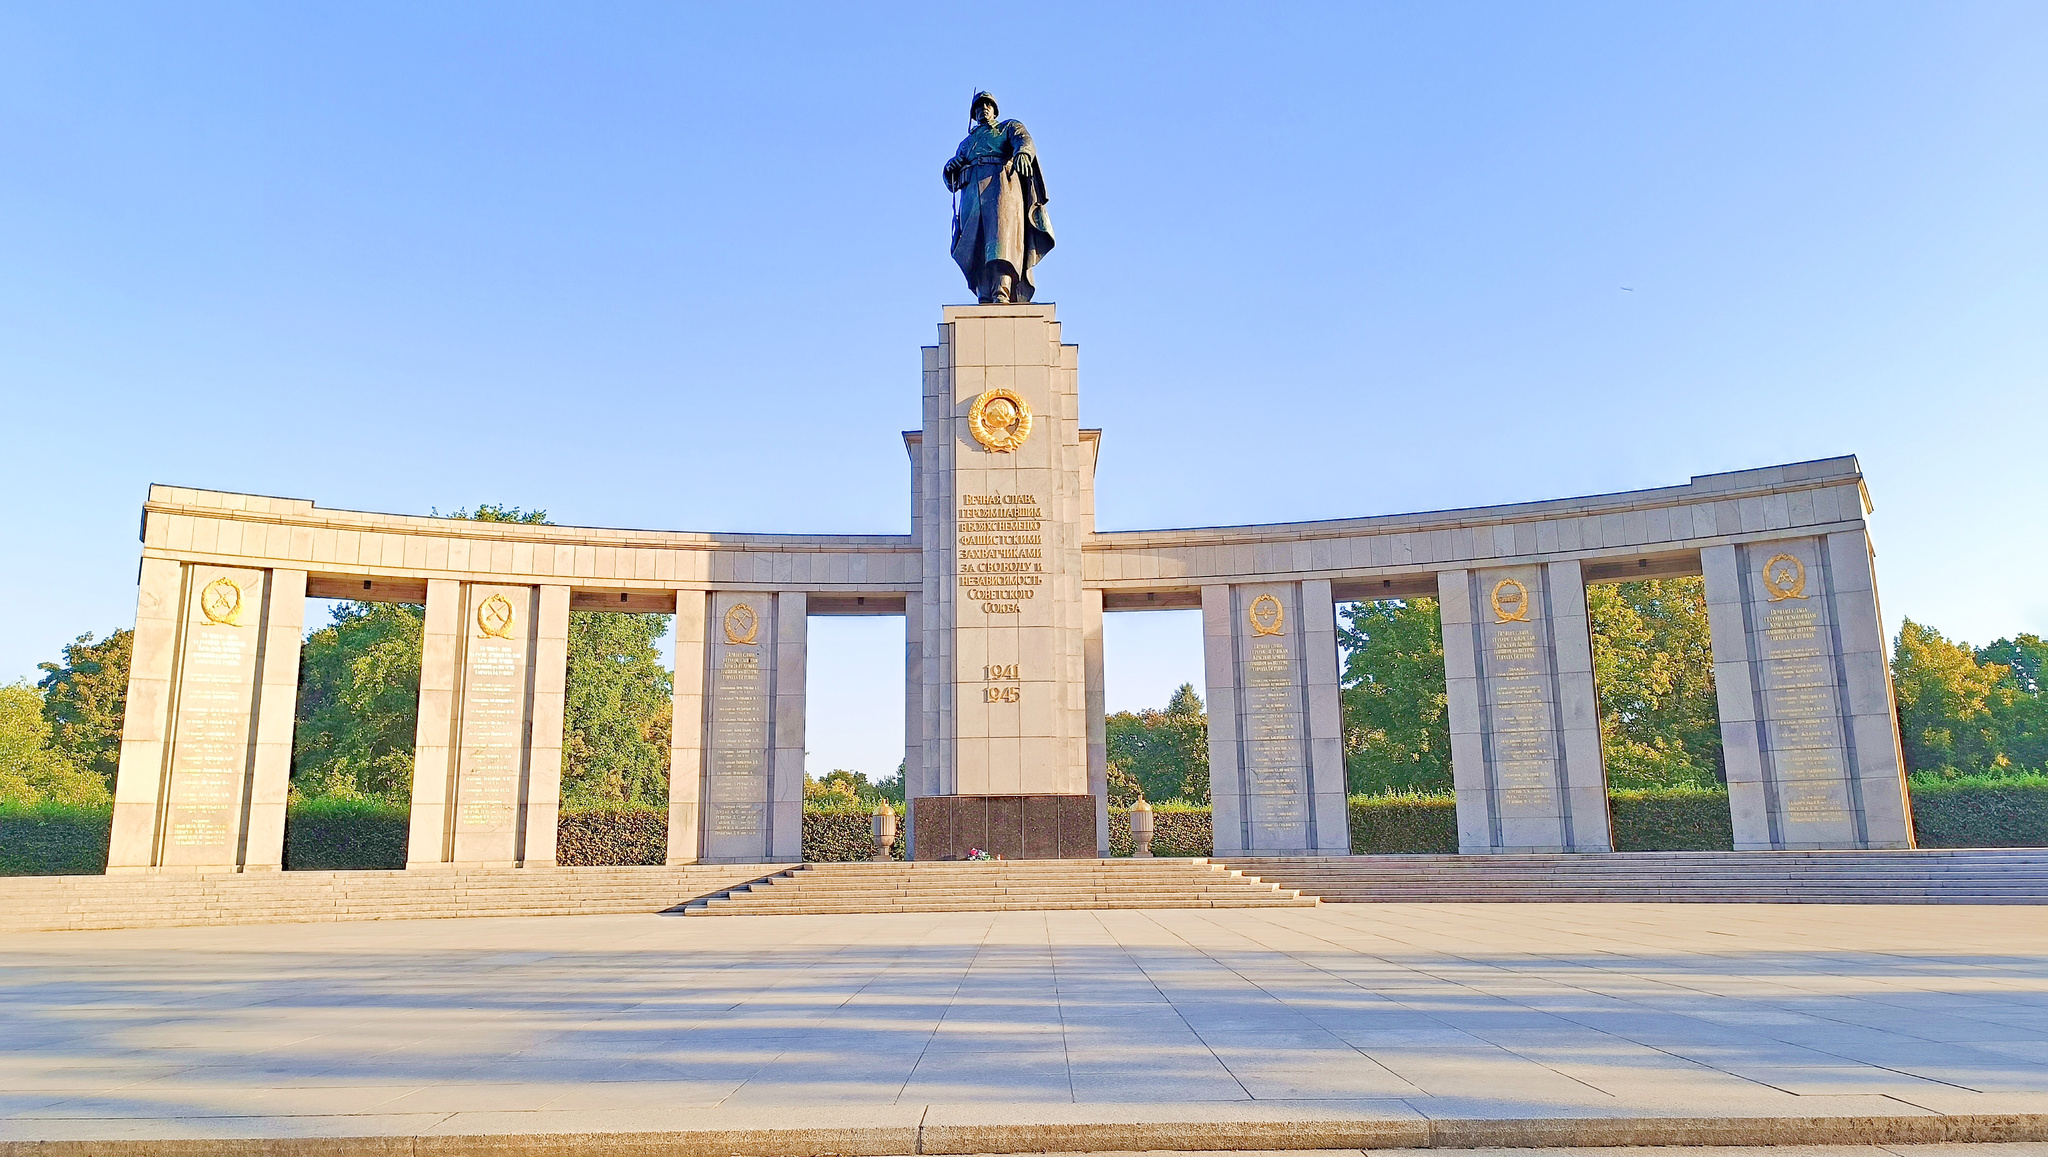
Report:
1011,153,1034,179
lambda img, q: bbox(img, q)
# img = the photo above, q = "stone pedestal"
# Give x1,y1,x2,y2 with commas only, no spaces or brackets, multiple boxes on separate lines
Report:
1703,534,1912,850
1203,580,1350,857
912,304,1092,856
108,561,305,873
912,795,1096,860
1440,562,1612,854
405,580,567,868
667,591,806,864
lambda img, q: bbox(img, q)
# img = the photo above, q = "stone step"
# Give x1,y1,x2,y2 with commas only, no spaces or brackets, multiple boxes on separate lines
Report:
686,860,1312,916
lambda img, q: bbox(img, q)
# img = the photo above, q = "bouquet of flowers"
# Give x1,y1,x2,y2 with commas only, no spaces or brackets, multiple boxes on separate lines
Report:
966,847,993,861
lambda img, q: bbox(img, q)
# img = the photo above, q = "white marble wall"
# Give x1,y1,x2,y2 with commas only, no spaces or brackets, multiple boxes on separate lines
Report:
1703,534,1912,850
406,580,567,868
108,562,305,873
918,305,1089,803
1203,580,1349,857
1440,562,1611,854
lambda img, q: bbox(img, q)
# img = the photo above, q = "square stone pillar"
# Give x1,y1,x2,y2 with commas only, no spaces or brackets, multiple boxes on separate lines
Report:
666,591,709,865
1703,534,1913,850
1084,587,1109,855
108,562,305,873
1439,562,1612,854
694,591,805,863
902,593,924,857
1203,581,1350,857
914,304,1089,857
406,580,563,868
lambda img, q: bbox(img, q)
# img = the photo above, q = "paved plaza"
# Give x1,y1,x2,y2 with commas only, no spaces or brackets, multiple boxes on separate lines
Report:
3,903,2046,1151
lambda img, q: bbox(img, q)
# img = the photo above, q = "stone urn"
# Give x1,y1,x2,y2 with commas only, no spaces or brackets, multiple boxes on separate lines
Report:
871,801,897,862
1130,798,1155,858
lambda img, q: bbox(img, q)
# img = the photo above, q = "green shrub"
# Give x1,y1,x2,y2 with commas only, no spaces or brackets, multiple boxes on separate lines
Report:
1607,786,1735,850
0,802,110,875
1349,793,1459,853
1908,774,2048,847
557,806,666,866
283,797,408,870
1106,803,1213,857
804,806,906,861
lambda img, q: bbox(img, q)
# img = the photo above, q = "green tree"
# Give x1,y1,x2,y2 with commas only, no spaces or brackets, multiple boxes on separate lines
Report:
36,629,132,792
563,610,673,806
1338,599,1451,795
1586,578,1723,789
1104,683,1209,803
0,683,110,807
434,504,550,524
1978,634,2046,696
292,602,427,798
1893,619,2020,776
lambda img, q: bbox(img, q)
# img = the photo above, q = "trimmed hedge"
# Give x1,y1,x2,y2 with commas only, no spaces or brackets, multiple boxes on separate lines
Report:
284,798,407,870
1350,794,1458,853
1608,787,1736,851
1106,804,1213,857
13,784,2048,875
803,806,908,862
0,804,111,876
1908,776,2048,848
557,807,667,866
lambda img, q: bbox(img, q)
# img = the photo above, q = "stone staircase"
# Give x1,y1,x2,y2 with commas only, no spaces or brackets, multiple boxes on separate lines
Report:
1218,849,2048,904
683,858,1319,915
0,864,790,933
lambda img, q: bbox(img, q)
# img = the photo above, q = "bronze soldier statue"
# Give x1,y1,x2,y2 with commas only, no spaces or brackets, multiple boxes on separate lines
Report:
944,92,1054,304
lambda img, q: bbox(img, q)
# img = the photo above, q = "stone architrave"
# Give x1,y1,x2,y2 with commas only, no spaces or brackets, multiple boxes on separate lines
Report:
406,581,567,868
1203,580,1349,857
1440,562,1612,854
1703,534,1912,850
694,591,806,863
108,561,306,873
915,304,1089,833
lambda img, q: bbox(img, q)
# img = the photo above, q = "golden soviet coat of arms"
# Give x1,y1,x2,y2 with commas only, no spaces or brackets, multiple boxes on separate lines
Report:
1491,578,1532,623
1762,553,1809,601
1248,594,1285,637
476,593,517,639
968,387,1032,452
198,576,245,626
723,602,760,646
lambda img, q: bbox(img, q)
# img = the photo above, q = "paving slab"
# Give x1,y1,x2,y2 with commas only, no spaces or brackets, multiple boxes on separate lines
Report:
0,904,2045,1154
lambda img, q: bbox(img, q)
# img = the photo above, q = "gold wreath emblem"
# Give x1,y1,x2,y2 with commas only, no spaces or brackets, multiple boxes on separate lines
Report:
723,602,760,646
198,576,245,626
1762,553,1809,602
1248,593,1285,637
968,387,1033,452
1491,578,1532,623
476,593,516,639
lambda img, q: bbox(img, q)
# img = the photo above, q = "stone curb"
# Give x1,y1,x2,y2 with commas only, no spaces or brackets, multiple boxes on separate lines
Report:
4,1111,2048,1156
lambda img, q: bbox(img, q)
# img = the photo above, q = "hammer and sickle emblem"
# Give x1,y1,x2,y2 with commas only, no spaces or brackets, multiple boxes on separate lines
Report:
1247,593,1286,637
1491,578,1532,623
198,577,245,626
967,387,1033,452
476,593,516,639
1762,553,1809,601
723,602,760,646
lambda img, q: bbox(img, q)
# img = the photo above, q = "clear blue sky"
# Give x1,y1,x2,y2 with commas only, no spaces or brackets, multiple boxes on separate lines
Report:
3,3,2043,780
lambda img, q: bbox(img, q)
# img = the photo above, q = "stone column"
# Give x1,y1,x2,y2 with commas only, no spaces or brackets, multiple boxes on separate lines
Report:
1084,587,1109,855
1703,534,1913,850
108,562,305,873
406,581,559,868
902,593,924,857
698,591,804,863
771,591,807,862
242,569,307,871
666,591,709,865
1439,562,1611,854
406,579,463,867
1203,581,1350,857
521,585,570,869
913,304,1091,859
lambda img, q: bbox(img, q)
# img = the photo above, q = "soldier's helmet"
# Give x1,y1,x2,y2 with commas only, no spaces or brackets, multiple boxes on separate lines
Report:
970,91,999,120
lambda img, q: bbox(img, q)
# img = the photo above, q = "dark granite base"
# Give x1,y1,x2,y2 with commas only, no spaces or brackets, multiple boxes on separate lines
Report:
912,795,1098,860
